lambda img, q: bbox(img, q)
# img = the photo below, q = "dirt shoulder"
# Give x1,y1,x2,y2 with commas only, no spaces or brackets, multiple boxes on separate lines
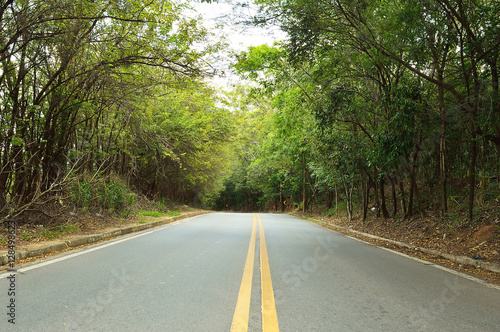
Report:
0,209,209,268
294,212,500,285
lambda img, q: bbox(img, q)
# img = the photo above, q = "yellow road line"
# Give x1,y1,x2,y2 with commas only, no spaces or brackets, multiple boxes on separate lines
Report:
258,214,280,331
230,215,257,332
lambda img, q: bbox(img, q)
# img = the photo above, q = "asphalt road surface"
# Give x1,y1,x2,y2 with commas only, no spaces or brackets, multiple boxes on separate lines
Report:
1,213,499,331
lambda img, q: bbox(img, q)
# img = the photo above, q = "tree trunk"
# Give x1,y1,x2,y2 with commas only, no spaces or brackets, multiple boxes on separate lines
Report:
335,183,339,218
468,126,478,223
326,190,333,210
439,79,448,218
280,182,284,212
380,175,390,219
467,45,483,223
361,171,369,222
413,175,427,217
373,172,380,218
497,146,500,187
302,154,306,213
399,177,407,217
390,175,398,217
406,166,416,218
341,175,352,221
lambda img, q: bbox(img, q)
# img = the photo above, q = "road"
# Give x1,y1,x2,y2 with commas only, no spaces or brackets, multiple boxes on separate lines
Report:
1,213,499,331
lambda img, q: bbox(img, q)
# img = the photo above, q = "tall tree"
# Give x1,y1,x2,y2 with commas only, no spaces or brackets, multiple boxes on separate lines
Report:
0,0,218,220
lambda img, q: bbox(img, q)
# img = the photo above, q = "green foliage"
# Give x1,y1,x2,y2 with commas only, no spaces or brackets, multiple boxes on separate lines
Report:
40,228,61,240
71,181,93,209
0,0,222,220
21,230,34,241
128,82,235,205
70,174,136,212
213,0,500,223
233,44,286,81
136,210,167,218
2,0,499,226
58,223,81,235
99,182,126,211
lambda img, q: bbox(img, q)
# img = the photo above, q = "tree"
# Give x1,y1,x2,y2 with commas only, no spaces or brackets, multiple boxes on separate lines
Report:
0,0,221,221
251,0,500,223
128,81,234,203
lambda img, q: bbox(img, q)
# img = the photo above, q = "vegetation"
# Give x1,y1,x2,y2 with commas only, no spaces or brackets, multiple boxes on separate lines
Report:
0,0,233,225
136,211,168,218
214,0,500,226
1,0,499,234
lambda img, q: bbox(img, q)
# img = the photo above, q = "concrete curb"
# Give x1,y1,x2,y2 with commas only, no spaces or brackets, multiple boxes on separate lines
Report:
0,211,209,267
306,218,500,274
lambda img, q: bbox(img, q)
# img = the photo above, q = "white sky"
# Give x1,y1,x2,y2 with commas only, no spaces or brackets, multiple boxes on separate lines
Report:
187,0,285,88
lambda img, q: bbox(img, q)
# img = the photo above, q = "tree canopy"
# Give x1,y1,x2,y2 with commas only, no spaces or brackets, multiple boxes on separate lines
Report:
0,0,232,221
215,0,500,224
1,0,499,227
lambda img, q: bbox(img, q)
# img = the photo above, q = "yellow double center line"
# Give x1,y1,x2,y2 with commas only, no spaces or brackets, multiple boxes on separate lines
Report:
231,214,279,332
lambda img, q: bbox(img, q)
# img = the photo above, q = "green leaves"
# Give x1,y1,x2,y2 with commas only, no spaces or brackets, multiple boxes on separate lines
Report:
10,137,23,147
233,44,285,77
0,0,229,214
127,80,235,202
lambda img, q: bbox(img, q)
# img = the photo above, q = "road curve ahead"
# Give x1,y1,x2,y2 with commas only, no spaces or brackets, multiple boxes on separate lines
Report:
1,213,499,331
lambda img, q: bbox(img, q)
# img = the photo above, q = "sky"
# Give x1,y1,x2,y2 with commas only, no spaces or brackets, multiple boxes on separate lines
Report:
194,0,281,51
187,0,285,88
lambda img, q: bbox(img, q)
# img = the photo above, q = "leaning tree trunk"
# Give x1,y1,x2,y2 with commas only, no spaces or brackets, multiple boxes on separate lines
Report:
467,49,483,223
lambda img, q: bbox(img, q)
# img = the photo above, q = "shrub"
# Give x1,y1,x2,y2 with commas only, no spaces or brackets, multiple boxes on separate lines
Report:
71,180,93,208
69,173,136,212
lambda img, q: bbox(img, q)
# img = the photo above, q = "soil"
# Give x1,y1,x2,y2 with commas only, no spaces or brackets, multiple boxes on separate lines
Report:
0,206,201,258
295,211,500,285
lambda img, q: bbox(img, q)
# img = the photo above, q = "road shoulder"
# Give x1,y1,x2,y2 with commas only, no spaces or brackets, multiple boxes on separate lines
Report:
296,214,500,286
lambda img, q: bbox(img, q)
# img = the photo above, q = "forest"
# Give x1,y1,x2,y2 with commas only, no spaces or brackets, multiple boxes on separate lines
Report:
1,0,499,232
0,0,235,225
214,0,500,226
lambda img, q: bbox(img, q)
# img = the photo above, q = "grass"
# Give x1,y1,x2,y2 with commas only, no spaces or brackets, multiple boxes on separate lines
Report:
134,209,181,225
21,230,34,241
40,228,60,240
34,223,82,240
0,203,190,249
303,216,321,223
168,210,181,217
136,209,181,218
136,210,168,218
58,223,81,234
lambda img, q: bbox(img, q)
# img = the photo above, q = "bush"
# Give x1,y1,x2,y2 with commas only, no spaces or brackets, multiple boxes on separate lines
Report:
69,173,136,212
325,201,348,217
71,180,93,208
99,182,124,210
